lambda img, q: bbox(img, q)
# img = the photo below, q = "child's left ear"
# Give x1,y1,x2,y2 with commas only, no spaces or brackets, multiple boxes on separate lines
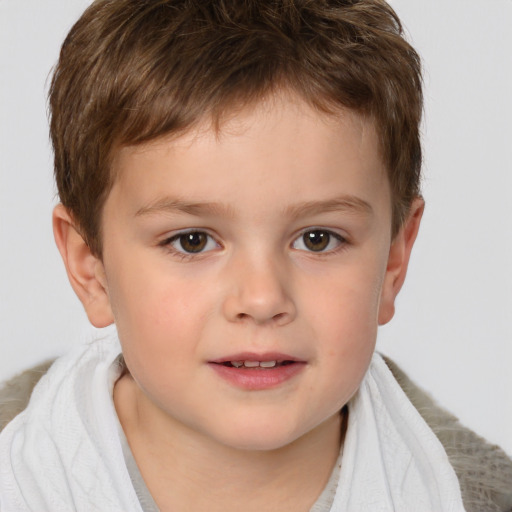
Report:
378,197,424,325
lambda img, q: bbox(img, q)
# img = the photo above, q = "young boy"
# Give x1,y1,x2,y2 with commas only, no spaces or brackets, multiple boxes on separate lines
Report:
1,0,511,511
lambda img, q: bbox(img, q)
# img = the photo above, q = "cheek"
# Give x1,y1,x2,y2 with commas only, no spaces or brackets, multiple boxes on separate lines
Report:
106,258,216,365
110,254,203,321
307,258,384,331
110,273,206,399
304,261,384,391
319,287,378,369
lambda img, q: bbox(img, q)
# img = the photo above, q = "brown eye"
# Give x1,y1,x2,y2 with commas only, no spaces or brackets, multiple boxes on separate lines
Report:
303,230,330,251
292,229,344,253
178,232,208,253
164,230,218,256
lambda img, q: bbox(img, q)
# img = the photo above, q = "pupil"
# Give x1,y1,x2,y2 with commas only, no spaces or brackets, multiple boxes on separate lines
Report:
180,232,207,253
304,230,329,251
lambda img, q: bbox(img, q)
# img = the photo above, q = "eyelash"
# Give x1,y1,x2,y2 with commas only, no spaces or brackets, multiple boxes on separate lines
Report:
159,228,348,260
159,230,220,260
292,228,348,255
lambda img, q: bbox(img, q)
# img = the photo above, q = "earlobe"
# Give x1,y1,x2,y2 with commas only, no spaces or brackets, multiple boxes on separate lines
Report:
378,197,424,325
52,204,114,328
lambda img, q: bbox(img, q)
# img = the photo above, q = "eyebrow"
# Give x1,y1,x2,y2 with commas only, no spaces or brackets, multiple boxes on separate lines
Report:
283,196,373,219
135,195,373,219
135,198,235,218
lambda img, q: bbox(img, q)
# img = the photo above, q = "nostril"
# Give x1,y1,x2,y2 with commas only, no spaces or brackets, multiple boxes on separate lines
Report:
234,311,290,325
223,287,296,325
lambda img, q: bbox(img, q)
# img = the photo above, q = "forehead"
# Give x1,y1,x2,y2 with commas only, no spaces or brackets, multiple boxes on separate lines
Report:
115,91,382,157
108,94,389,219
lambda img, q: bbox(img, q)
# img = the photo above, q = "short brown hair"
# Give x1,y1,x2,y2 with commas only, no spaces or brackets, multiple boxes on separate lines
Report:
50,0,422,256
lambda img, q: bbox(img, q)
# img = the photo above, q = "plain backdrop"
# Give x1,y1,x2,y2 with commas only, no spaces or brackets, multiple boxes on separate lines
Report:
1,0,511,456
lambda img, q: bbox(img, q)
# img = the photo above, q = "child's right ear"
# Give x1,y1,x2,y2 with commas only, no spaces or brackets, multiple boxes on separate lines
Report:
52,204,114,328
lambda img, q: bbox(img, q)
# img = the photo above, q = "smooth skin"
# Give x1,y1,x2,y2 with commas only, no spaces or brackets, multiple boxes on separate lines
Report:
53,93,423,511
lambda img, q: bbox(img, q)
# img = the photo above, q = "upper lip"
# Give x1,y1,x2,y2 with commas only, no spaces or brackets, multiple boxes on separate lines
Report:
209,352,305,363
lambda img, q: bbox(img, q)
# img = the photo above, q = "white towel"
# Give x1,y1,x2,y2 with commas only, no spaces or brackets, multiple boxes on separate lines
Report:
0,335,141,512
332,355,465,511
0,335,465,511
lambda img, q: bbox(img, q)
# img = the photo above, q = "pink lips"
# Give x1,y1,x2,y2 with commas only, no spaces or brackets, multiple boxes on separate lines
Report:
208,352,306,390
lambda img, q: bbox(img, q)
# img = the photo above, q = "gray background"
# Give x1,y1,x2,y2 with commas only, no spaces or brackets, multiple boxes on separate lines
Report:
1,0,511,455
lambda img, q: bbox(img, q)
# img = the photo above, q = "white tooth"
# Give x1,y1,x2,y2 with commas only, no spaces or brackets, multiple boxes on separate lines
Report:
231,361,243,368
244,360,260,368
260,361,277,368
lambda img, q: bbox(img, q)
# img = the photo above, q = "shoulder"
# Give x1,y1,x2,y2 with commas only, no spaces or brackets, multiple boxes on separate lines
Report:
2,358,512,511
383,355,512,512
0,361,54,432
0,337,122,434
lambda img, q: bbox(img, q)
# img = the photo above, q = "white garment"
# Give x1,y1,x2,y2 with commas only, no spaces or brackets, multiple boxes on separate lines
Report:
0,335,465,512
333,356,465,511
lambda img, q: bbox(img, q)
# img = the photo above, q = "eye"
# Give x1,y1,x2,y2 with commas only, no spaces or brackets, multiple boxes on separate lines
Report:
166,231,218,254
292,229,344,253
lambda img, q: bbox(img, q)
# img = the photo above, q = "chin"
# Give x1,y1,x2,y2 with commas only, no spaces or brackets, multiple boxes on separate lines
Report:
209,419,311,453
221,435,300,453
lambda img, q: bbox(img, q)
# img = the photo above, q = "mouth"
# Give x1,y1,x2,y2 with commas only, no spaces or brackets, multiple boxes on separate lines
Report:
217,360,297,369
208,353,306,390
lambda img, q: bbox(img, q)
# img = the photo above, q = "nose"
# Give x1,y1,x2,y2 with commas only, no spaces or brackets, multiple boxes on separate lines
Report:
222,253,297,326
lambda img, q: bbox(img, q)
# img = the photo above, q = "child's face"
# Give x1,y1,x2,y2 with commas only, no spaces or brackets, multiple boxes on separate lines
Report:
86,94,418,450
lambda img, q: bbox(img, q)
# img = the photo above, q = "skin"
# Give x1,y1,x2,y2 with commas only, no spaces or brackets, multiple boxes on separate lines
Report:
53,93,423,511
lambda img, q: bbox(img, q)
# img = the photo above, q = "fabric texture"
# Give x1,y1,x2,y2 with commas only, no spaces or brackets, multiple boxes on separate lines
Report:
330,354,464,511
0,338,510,511
383,357,512,512
0,337,142,512
0,361,53,433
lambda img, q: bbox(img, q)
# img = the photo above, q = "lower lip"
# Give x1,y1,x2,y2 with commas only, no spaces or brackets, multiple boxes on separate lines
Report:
208,362,306,390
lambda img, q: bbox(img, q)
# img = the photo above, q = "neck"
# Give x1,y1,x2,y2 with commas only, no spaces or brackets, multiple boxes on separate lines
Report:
114,374,345,512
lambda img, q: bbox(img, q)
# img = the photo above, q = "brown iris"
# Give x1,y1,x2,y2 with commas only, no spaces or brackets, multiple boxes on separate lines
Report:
179,232,208,253
303,230,330,252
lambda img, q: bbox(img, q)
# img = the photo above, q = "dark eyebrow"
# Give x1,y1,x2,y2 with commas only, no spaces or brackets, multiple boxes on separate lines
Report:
284,196,373,219
135,197,235,218
135,195,372,219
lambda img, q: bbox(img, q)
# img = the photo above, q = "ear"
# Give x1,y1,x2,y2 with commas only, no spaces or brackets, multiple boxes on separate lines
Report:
52,204,114,328
378,197,424,325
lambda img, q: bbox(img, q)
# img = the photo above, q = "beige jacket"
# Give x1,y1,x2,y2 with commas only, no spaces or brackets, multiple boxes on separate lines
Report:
1,358,511,512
